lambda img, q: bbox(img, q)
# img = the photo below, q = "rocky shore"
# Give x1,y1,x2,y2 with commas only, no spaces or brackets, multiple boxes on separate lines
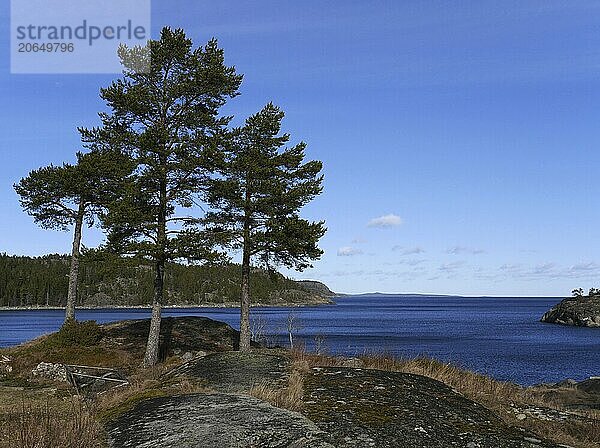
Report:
108,351,562,448
540,295,600,327
2,316,599,448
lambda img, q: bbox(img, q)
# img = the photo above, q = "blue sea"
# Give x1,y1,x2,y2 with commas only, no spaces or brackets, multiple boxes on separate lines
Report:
1,295,598,386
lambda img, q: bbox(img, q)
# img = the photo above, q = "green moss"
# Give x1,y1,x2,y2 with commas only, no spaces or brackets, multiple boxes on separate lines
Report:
97,389,168,423
306,397,395,426
353,404,395,425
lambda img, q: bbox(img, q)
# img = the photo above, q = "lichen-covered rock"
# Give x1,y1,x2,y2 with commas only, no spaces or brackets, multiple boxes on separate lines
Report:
577,377,600,395
169,351,288,393
31,362,67,382
104,350,566,448
106,393,334,448
101,316,256,361
301,367,561,448
541,296,600,327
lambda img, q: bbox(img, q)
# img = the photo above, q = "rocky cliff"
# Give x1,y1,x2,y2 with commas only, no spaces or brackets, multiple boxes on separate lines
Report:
294,280,336,297
540,296,600,327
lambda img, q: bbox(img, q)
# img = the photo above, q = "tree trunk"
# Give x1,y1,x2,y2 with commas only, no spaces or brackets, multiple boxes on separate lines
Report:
143,172,167,367
239,178,253,352
143,258,164,367
239,239,251,352
65,199,84,322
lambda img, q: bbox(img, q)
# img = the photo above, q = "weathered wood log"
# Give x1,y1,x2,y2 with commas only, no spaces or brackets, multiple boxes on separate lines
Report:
65,364,129,395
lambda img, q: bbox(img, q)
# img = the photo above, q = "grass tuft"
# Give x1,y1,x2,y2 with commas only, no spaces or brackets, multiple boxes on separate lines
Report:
0,397,104,448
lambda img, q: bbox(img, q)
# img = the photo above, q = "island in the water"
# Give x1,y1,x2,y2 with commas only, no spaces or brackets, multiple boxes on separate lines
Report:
541,294,600,327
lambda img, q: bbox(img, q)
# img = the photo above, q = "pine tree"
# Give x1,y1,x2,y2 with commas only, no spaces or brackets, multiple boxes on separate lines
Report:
203,103,326,351
81,28,242,367
14,150,127,321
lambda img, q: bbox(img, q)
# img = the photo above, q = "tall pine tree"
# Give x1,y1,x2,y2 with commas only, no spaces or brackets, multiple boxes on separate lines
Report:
81,28,242,367
204,103,326,351
14,150,128,321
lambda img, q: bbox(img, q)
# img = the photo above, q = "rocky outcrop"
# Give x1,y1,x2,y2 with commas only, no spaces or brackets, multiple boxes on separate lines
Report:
12,316,570,448
532,377,600,411
101,316,253,361
107,351,563,448
540,296,600,327
106,393,334,448
301,367,560,448
170,351,289,393
578,377,600,395
0,356,12,376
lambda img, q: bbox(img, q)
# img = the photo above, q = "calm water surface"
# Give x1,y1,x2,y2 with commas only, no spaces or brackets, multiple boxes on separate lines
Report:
1,295,598,386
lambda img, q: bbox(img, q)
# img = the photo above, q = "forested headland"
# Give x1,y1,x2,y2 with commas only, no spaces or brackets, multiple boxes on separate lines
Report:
0,253,334,308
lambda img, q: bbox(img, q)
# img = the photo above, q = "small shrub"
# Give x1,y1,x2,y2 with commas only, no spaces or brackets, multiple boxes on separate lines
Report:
46,319,103,348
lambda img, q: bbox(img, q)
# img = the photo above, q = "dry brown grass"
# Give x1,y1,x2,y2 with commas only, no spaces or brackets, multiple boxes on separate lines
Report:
248,369,305,411
291,349,600,448
0,354,206,448
248,353,309,411
1,340,138,379
0,396,104,448
2,332,598,448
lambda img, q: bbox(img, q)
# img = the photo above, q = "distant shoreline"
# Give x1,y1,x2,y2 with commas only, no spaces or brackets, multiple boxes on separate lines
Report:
0,295,566,312
0,299,336,312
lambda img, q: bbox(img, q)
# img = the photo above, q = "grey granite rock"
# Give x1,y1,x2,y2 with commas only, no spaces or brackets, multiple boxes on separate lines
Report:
170,351,289,393
31,362,67,382
106,393,333,448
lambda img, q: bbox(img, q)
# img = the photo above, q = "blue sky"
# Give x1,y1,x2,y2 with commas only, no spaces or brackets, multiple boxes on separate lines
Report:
2,1,600,296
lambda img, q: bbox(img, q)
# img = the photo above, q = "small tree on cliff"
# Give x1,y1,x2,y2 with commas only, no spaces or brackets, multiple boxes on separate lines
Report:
14,150,128,321
81,28,242,367
203,103,326,351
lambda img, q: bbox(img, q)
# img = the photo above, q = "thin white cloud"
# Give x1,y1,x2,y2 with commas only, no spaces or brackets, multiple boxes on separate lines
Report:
324,265,428,282
439,261,467,273
446,246,485,255
392,246,425,255
486,261,600,281
568,262,600,273
337,246,363,257
367,214,403,228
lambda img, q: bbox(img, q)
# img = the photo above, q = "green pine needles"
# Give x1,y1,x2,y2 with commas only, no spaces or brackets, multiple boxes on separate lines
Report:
203,103,326,350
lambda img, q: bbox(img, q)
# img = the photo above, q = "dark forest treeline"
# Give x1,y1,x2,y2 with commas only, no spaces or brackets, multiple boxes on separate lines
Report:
0,253,328,307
